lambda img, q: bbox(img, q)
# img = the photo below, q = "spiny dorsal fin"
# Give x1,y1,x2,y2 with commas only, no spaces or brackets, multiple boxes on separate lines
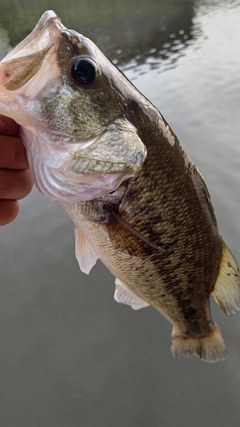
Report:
74,227,98,274
212,240,240,316
114,278,150,310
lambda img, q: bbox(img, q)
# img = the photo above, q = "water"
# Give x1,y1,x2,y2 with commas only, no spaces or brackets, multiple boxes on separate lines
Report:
0,0,240,426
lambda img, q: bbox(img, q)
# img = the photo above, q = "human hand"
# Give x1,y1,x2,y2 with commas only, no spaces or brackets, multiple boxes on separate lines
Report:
0,115,33,225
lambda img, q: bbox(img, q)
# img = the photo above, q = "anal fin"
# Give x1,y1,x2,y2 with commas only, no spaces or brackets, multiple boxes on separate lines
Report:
171,323,227,362
74,227,98,274
212,240,240,316
114,278,150,310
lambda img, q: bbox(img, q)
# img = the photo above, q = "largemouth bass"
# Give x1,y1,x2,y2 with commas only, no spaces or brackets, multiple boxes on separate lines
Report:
0,11,239,362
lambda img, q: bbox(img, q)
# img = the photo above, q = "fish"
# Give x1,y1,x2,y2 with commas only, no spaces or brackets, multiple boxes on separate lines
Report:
0,10,240,362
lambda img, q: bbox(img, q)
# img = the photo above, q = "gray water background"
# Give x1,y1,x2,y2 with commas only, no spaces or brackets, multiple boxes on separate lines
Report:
0,0,240,425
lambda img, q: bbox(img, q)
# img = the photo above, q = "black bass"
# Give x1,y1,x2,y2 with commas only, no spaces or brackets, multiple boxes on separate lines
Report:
0,11,239,361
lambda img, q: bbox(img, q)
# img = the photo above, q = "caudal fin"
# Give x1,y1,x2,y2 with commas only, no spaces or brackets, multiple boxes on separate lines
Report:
171,323,227,362
212,240,240,316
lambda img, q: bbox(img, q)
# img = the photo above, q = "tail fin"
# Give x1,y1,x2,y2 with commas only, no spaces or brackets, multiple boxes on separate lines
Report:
171,323,227,362
212,240,240,316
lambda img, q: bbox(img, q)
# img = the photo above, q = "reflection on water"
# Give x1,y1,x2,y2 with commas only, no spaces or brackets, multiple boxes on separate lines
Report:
0,0,197,72
1,1,240,426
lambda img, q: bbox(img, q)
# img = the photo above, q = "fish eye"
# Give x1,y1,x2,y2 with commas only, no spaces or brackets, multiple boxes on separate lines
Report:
71,57,96,85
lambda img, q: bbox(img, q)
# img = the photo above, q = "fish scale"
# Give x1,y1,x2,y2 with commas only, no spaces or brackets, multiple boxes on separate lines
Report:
0,10,240,361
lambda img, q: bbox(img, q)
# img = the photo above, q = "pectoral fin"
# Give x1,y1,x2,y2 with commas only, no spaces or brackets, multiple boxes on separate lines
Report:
74,227,98,274
109,208,160,250
114,278,150,310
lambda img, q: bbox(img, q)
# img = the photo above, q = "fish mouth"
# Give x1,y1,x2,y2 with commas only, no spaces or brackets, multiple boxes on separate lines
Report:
2,11,64,63
0,11,66,94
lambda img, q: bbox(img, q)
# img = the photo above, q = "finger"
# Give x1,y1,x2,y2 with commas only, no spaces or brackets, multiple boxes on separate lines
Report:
0,115,19,136
0,199,19,226
0,169,33,200
0,135,29,169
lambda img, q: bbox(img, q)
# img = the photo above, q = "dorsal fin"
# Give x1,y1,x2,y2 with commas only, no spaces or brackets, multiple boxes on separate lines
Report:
212,240,240,316
74,227,98,274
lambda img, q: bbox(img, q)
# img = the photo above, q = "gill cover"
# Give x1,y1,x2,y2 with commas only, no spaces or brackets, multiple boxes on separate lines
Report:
22,118,146,203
